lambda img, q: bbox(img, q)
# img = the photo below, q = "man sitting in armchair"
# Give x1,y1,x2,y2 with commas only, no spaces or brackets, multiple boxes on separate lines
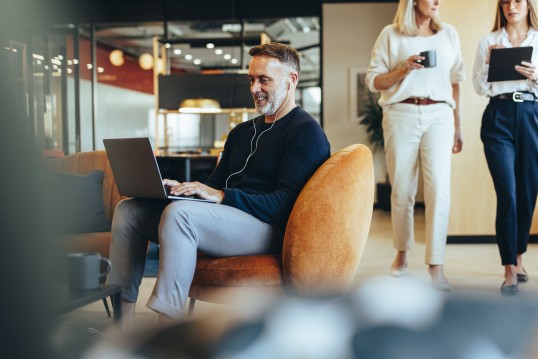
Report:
107,42,331,324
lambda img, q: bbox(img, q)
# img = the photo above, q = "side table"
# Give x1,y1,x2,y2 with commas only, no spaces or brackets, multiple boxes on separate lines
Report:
52,283,122,322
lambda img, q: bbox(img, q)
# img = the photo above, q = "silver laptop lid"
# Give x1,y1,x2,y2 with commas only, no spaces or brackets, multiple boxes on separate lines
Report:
103,137,168,199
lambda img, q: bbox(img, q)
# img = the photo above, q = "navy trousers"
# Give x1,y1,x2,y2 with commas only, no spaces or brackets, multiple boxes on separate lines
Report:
481,97,538,265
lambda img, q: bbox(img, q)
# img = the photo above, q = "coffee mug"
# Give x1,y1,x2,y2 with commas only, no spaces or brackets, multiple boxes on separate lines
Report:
417,50,437,68
67,252,111,290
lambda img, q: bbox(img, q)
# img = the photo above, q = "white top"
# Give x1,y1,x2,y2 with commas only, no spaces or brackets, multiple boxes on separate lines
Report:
366,23,465,110
473,28,538,97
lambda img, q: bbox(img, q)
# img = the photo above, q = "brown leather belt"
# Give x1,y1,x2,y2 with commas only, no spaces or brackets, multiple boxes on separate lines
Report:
493,92,537,102
400,97,443,105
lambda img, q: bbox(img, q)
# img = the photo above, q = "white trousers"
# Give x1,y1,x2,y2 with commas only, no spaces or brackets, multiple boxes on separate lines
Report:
383,103,454,264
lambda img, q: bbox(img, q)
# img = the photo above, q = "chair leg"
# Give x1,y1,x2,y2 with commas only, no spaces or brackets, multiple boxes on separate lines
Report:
102,297,111,318
188,298,196,316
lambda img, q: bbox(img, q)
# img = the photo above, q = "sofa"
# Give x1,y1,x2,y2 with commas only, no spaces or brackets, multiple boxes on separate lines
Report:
46,150,123,259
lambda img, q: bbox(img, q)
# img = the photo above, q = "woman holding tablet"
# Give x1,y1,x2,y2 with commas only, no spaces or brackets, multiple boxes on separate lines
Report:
473,0,538,295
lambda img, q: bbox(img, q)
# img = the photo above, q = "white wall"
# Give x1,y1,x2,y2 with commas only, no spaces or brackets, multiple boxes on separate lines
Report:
67,78,154,153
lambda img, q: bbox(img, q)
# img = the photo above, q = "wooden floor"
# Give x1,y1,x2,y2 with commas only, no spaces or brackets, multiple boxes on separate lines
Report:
62,208,538,358
356,208,538,294
134,207,538,303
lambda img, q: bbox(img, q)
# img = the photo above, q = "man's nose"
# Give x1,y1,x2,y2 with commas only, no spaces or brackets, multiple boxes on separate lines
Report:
250,82,261,92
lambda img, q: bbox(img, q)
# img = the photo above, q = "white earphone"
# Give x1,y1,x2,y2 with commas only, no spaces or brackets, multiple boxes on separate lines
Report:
225,81,292,188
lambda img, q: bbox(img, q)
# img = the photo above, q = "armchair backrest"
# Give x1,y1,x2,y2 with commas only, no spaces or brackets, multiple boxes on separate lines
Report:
282,144,374,293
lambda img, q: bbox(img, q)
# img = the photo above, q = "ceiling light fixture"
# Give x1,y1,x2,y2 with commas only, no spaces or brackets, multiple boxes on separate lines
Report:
206,43,215,49
139,53,153,70
179,98,221,114
109,49,125,66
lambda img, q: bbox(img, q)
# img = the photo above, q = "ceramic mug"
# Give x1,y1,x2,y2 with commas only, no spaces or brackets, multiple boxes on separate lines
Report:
67,252,111,290
417,50,437,68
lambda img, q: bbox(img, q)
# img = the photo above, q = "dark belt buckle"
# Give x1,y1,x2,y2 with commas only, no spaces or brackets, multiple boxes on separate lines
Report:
513,92,524,103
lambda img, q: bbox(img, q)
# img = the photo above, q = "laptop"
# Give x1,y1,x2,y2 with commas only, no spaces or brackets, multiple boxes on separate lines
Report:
103,137,216,203
488,46,533,82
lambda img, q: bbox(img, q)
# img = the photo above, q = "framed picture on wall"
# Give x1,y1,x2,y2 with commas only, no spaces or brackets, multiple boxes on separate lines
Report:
348,66,369,124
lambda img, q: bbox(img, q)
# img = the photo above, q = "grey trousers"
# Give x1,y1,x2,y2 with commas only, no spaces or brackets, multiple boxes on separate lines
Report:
107,198,281,318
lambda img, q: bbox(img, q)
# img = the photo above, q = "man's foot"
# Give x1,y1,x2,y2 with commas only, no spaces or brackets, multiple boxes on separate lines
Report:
121,300,136,329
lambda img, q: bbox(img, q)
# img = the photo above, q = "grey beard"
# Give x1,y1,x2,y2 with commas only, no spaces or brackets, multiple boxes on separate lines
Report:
256,89,287,116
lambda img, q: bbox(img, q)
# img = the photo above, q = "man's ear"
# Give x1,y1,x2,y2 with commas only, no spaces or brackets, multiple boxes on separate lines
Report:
289,72,299,88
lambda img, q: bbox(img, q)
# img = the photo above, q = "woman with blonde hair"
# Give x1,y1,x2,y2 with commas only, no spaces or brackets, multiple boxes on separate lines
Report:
473,0,538,295
366,0,464,291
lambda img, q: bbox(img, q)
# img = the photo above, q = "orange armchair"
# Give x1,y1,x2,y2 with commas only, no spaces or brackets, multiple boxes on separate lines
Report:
188,144,375,310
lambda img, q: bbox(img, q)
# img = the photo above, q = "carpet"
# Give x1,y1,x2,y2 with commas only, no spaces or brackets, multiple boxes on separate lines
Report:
143,242,159,277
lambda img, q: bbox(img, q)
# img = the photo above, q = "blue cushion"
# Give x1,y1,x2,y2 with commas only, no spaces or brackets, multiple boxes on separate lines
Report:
53,170,111,233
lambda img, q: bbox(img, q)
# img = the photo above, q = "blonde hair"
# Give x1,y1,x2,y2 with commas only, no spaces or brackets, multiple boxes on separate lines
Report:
393,0,443,36
492,0,538,31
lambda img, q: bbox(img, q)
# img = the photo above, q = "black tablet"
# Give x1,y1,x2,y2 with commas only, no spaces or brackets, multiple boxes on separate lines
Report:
487,46,534,82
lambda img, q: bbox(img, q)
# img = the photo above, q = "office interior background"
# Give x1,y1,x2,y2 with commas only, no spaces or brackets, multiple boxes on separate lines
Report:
1,0,538,357
4,0,534,238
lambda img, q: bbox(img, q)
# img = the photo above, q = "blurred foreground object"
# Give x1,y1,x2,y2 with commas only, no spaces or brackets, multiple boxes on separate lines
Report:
83,276,538,359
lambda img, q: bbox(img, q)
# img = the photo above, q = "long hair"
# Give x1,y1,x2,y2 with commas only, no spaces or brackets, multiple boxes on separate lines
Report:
393,0,443,36
492,0,538,31
248,42,300,74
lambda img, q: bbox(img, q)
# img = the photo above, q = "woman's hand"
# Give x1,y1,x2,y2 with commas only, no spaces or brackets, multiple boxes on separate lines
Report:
374,54,425,90
401,54,425,75
452,128,463,154
166,180,224,204
486,44,504,64
515,61,538,81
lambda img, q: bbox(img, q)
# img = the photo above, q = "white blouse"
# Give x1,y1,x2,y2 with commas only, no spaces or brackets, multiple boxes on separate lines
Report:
366,23,465,110
473,27,538,98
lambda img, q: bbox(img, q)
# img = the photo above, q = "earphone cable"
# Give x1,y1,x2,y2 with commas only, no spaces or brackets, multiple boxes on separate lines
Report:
225,87,290,188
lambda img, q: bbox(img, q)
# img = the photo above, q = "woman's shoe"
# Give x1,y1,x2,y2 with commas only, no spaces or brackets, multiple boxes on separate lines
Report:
390,266,408,277
500,281,518,296
432,280,451,292
517,268,529,283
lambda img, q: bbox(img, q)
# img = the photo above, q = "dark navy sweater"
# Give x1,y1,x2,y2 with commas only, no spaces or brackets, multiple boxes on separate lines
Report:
205,106,330,233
